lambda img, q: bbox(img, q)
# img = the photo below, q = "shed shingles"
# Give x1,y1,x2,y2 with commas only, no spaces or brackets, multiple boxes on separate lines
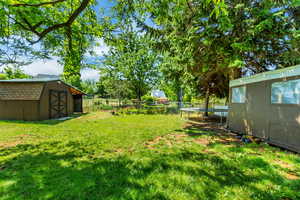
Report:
0,83,44,100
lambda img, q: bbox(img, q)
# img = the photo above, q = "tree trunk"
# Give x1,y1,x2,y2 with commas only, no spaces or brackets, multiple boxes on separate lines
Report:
137,88,142,109
204,88,210,117
136,87,142,101
232,68,242,79
177,87,183,108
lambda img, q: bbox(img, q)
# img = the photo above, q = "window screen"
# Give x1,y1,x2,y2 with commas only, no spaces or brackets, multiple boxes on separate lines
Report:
271,79,300,104
232,86,246,103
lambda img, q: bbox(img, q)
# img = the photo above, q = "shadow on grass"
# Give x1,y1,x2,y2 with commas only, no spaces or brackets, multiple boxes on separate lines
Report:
0,141,299,200
0,113,88,125
175,122,226,138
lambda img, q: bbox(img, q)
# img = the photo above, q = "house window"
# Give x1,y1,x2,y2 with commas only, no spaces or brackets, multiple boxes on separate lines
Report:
271,79,300,104
232,86,246,103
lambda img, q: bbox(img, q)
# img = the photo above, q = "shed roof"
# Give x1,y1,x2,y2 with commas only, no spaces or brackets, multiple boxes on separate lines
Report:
230,65,300,88
0,78,85,100
0,83,44,100
0,78,59,83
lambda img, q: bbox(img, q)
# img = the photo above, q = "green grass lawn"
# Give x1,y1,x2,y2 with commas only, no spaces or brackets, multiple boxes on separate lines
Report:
0,112,299,200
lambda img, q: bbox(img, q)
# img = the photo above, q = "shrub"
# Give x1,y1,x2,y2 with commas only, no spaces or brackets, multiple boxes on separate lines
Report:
142,95,157,105
99,104,113,110
114,105,179,116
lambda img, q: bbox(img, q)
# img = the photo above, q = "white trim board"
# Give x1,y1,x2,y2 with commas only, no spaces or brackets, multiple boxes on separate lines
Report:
230,65,300,88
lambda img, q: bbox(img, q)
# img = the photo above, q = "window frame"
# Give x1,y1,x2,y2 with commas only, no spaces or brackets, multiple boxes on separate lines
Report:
231,86,246,104
270,78,300,106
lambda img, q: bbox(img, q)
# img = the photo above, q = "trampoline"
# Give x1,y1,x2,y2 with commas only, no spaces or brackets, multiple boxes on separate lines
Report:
180,107,229,124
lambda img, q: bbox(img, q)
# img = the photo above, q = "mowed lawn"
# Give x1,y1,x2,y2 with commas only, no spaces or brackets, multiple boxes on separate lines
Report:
0,112,299,200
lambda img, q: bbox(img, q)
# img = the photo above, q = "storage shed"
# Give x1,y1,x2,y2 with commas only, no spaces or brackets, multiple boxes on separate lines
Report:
0,78,85,121
228,64,300,152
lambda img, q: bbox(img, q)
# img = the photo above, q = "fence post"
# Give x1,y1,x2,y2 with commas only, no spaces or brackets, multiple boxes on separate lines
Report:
92,98,95,112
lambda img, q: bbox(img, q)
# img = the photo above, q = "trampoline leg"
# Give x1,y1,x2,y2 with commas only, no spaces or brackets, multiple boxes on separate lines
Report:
221,113,223,124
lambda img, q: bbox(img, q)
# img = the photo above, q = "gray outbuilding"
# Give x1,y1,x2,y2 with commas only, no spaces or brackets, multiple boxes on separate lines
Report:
228,65,300,152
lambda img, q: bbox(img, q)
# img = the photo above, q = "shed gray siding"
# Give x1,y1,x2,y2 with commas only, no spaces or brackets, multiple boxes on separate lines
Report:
228,75,300,152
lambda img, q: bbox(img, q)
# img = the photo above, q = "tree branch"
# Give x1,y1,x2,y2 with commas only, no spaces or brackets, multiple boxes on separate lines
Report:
18,12,41,35
133,14,164,38
12,0,66,7
13,0,91,44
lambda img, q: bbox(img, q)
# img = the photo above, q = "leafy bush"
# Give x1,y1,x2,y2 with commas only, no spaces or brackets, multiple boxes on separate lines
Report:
142,95,157,105
166,107,179,114
0,73,7,80
99,104,114,110
115,105,179,115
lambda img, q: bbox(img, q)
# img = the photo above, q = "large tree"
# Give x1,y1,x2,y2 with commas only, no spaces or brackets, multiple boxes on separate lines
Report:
117,0,300,111
0,0,103,87
101,30,160,101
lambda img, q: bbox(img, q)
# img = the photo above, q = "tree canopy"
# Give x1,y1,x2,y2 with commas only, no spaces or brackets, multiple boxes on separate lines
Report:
111,0,299,106
0,0,299,104
100,30,160,100
0,0,103,87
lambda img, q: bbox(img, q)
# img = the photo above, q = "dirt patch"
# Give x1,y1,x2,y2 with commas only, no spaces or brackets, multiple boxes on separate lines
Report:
78,112,111,121
215,136,242,144
144,132,213,149
144,121,241,149
274,159,295,170
0,134,33,149
0,141,22,148
273,159,299,180
145,136,163,145
14,134,31,139
194,138,210,146
183,121,232,137
173,134,188,139
283,172,299,180
114,148,124,153
144,133,189,149
202,148,217,154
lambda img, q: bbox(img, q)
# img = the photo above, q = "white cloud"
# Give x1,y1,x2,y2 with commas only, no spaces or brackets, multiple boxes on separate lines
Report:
93,38,110,57
22,57,99,81
8,38,109,81
23,57,63,76
81,68,100,81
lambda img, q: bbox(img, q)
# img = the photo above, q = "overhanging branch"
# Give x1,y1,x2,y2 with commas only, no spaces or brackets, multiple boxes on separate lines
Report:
12,0,91,44
12,0,66,7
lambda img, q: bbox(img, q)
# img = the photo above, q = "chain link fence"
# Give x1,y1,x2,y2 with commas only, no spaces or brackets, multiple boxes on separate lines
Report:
83,97,228,116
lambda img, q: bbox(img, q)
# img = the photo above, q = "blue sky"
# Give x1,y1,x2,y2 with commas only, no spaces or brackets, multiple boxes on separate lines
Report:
23,0,115,81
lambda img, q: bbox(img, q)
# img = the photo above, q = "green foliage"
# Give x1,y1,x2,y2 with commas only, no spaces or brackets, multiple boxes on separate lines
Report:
120,0,300,101
81,80,98,95
98,104,114,110
101,31,160,100
116,105,178,115
99,78,133,100
3,66,30,79
0,73,7,80
95,81,108,98
141,95,157,105
0,0,104,85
